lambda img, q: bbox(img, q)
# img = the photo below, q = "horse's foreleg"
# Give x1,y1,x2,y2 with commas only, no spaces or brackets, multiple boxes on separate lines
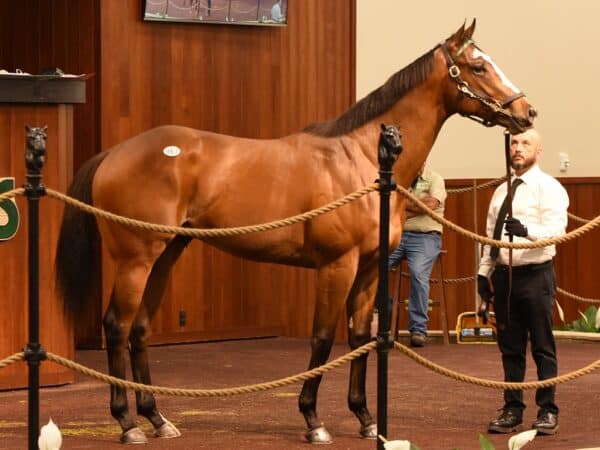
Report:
299,252,358,444
130,236,190,439
103,262,152,444
346,263,378,439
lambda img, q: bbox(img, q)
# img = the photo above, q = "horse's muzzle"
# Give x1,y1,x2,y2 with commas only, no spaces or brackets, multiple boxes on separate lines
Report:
528,106,538,121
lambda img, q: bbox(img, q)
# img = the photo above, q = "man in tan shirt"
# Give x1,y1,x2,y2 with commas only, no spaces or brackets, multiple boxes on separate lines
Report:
389,164,446,347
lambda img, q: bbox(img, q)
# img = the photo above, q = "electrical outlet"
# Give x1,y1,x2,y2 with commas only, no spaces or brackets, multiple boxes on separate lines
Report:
559,152,570,172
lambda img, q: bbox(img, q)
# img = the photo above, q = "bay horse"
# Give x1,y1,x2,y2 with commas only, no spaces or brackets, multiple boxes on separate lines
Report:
55,20,536,444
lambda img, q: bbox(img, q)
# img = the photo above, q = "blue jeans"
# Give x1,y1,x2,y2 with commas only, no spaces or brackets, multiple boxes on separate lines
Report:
388,231,442,336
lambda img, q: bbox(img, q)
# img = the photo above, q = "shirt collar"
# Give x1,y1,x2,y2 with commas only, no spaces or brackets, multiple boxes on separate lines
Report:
513,163,541,185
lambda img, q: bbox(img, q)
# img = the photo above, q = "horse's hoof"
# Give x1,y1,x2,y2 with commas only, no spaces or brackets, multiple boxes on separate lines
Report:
154,418,181,439
305,425,333,444
359,423,377,439
120,427,148,444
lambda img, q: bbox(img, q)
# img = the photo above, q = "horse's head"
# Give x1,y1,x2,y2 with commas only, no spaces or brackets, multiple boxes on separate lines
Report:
441,20,536,133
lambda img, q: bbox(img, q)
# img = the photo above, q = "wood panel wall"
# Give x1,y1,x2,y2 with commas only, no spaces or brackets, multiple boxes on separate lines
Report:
0,0,101,169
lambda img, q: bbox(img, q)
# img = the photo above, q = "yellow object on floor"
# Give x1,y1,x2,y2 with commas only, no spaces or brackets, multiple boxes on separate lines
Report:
455,311,497,344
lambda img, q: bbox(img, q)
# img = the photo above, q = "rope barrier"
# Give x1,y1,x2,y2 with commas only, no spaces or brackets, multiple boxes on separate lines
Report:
2,341,598,395
44,343,375,397
445,176,592,223
398,271,475,285
45,184,378,238
393,342,600,390
397,272,600,303
0,352,24,368
395,185,600,249
446,176,505,194
568,211,592,224
0,187,25,202
557,287,600,305
2,183,595,303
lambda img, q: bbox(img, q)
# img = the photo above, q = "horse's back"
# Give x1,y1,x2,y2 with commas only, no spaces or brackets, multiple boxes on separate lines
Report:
92,125,381,266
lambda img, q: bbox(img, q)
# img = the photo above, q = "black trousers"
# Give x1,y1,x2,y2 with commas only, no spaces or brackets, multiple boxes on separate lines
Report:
491,260,559,416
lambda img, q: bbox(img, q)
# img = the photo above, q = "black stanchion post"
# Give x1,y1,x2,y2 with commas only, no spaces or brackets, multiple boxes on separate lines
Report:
375,124,402,449
23,125,48,450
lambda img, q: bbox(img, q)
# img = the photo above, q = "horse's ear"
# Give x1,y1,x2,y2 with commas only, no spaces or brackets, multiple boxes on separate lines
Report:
447,20,466,44
464,18,476,39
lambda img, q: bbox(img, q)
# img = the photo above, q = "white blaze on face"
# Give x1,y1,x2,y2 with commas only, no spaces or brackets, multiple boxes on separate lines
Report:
472,48,521,94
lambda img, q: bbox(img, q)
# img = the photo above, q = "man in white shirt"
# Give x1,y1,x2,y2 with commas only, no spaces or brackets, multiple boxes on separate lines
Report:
478,128,568,436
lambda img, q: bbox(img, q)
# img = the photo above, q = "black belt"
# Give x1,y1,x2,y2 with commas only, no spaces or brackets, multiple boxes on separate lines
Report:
405,230,441,236
495,260,553,273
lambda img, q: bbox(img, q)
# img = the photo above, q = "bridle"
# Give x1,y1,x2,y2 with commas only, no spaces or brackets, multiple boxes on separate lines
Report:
440,39,526,128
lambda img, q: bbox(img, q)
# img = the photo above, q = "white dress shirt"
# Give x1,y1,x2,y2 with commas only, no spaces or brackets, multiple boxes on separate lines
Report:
478,164,569,277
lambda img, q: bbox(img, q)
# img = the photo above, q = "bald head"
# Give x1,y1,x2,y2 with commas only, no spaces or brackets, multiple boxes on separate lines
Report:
510,128,542,175
512,128,542,147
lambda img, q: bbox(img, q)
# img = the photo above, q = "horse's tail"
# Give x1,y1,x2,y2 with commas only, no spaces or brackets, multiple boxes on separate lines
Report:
55,152,108,318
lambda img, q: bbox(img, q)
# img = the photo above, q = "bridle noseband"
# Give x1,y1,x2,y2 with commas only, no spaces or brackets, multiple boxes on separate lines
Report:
441,39,526,128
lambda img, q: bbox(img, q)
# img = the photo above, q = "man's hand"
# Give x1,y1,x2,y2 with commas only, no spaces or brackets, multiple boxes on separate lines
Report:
477,275,493,324
406,194,439,218
504,217,528,237
477,275,493,301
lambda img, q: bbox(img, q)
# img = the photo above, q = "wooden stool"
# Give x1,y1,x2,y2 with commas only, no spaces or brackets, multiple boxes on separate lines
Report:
391,250,450,345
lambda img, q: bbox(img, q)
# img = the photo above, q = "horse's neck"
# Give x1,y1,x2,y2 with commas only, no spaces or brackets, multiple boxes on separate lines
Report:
374,80,449,189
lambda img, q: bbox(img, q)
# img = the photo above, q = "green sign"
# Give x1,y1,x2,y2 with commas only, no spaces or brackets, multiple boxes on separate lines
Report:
0,177,19,240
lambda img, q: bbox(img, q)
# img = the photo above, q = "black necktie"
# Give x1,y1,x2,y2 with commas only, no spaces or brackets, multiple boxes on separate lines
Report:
490,178,523,261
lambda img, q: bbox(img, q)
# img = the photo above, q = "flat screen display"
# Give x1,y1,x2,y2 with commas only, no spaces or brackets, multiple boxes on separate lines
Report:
143,0,288,26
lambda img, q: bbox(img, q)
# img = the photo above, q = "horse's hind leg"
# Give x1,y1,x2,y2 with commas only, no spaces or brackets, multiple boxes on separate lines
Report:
299,251,358,444
103,260,153,444
346,261,378,439
129,235,191,439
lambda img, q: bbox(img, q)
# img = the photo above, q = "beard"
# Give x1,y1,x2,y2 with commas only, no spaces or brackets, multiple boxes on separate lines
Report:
511,155,535,172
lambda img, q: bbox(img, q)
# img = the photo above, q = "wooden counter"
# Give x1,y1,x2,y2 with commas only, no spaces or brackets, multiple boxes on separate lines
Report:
0,75,85,389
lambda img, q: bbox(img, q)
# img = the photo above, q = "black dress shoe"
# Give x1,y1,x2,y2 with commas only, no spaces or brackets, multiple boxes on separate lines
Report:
532,412,559,435
488,409,523,434
410,332,426,347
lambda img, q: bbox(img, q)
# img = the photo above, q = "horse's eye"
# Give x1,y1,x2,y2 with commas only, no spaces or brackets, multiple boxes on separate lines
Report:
471,64,486,75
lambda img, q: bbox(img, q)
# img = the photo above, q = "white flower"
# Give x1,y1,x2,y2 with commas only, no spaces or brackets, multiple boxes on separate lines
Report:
595,307,600,330
383,439,411,450
508,429,537,450
555,299,565,323
38,418,62,450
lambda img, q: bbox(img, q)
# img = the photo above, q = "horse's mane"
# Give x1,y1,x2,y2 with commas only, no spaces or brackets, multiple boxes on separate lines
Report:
303,45,438,137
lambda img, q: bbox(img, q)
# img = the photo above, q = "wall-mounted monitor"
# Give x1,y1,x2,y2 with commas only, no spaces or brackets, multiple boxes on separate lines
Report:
142,0,287,26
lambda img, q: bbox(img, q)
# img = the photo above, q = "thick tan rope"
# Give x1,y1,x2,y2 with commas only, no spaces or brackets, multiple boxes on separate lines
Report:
45,185,378,238
398,272,600,303
568,212,591,224
446,176,505,194
398,271,475,285
0,352,24,368
44,342,376,397
3,343,597,394
0,188,25,202
446,177,592,224
557,287,600,304
396,185,600,249
393,342,600,390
